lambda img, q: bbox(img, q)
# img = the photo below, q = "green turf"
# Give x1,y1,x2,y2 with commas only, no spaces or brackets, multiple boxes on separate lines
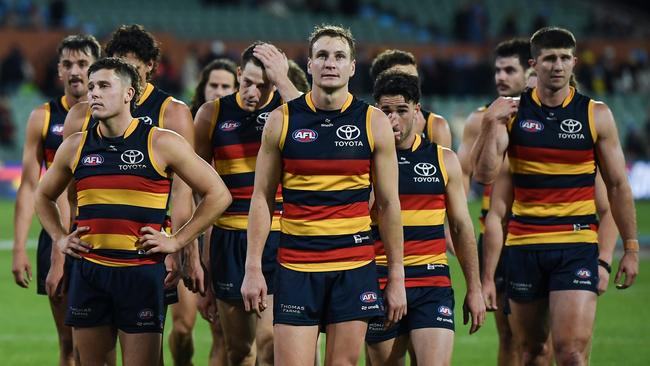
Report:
1,198,649,365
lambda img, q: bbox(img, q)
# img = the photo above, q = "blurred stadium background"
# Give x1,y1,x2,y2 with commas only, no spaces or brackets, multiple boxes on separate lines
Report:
0,0,648,364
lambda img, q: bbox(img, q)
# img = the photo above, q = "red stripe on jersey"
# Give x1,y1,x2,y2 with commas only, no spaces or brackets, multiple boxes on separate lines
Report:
399,194,445,210
483,184,492,198
213,142,261,159
76,218,162,236
282,202,369,220
228,185,282,201
278,245,375,264
514,186,595,204
374,239,445,257
81,252,164,265
76,175,170,193
508,221,598,236
44,148,56,165
509,145,594,164
283,159,370,175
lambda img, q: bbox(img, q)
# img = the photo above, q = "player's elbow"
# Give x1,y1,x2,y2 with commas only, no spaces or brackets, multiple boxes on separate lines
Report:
472,169,496,185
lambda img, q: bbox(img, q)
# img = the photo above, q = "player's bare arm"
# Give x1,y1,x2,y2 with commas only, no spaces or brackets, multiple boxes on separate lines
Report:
12,106,47,288
481,166,513,311
62,101,90,138
428,113,452,149
471,97,517,184
139,128,231,255
253,43,302,102
241,106,283,316
457,110,484,193
370,106,407,327
592,101,639,289
595,171,618,295
443,148,486,334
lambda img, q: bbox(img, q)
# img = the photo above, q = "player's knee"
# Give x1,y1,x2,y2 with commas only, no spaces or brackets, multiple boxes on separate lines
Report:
171,314,194,336
225,340,256,365
58,332,74,356
554,339,589,366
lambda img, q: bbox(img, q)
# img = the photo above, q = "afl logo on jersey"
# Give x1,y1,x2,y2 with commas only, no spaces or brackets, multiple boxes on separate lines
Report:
51,124,64,136
292,129,318,143
438,306,453,317
519,120,544,133
138,116,153,125
82,154,104,166
220,120,241,132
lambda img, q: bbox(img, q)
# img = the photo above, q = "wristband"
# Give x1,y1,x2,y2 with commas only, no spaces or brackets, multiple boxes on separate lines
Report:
624,239,640,253
598,259,611,274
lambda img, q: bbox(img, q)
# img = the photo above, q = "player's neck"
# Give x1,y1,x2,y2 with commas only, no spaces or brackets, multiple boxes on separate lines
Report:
535,83,571,107
311,86,349,111
99,111,135,137
64,94,86,109
396,132,416,150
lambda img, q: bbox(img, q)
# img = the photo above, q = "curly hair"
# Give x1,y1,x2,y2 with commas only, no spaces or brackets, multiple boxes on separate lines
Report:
373,70,421,104
105,24,161,81
369,49,417,81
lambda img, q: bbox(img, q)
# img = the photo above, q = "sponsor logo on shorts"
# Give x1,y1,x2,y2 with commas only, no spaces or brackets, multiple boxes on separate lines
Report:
360,291,378,303
138,308,154,320
519,119,544,133
51,124,64,136
575,268,592,279
81,154,104,166
69,306,92,318
219,120,241,131
438,305,453,317
509,281,533,293
279,303,305,315
292,129,318,142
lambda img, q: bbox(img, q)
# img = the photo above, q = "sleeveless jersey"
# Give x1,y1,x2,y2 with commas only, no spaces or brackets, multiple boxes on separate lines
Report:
506,87,598,247
72,119,172,267
209,91,283,230
373,134,451,289
279,92,375,272
42,96,70,168
82,83,173,131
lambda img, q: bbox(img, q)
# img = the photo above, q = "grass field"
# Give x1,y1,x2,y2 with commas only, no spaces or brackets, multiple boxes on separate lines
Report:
1,199,649,365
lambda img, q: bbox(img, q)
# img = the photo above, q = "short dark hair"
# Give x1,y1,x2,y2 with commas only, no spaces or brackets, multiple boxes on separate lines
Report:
190,58,238,116
309,24,356,60
373,70,421,104
370,49,417,81
495,38,531,70
105,24,161,80
88,57,142,112
241,41,266,69
530,27,576,59
57,34,101,60
287,60,310,93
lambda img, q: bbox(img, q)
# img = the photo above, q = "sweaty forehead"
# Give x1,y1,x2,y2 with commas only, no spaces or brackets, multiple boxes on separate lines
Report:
241,62,267,83
312,36,350,55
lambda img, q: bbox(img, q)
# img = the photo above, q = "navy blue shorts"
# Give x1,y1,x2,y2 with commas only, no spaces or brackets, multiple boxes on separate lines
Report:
273,261,384,326
210,226,278,301
65,259,167,333
477,233,507,294
506,244,599,301
366,286,455,343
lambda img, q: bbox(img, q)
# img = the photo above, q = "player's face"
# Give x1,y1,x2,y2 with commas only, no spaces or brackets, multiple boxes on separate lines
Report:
58,48,95,99
204,69,236,101
531,48,576,92
389,64,418,77
237,61,273,112
308,36,355,92
88,69,134,120
119,52,153,89
494,56,526,97
377,94,419,146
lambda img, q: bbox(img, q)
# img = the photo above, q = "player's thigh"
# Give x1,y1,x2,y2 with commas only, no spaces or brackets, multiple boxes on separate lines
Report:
216,299,256,344
366,334,409,366
119,331,162,366
410,328,454,366
549,290,596,348
508,298,550,345
171,282,198,330
325,320,369,365
274,324,319,366
74,326,117,366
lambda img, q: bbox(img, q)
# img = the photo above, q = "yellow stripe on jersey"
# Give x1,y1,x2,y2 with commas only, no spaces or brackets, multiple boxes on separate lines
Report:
214,156,257,175
81,108,92,132
506,229,598,246
282,173,370,191
588,100,597,143
216,214,281,231
148,128,169,178
71,131,88,173
509,158,595,175
137,83,155,106
41,103,51,140
208,99,221,141
158,96,173,129
512,199,596,217
481,194,490,211
438,146,449,186
281,216,371,236
401,209,446,226
77,189,169,209
404,252,448,266
366,107,375,152
279,103,289,150
280,259,372,272
83,257,140,267
82,234,138,251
